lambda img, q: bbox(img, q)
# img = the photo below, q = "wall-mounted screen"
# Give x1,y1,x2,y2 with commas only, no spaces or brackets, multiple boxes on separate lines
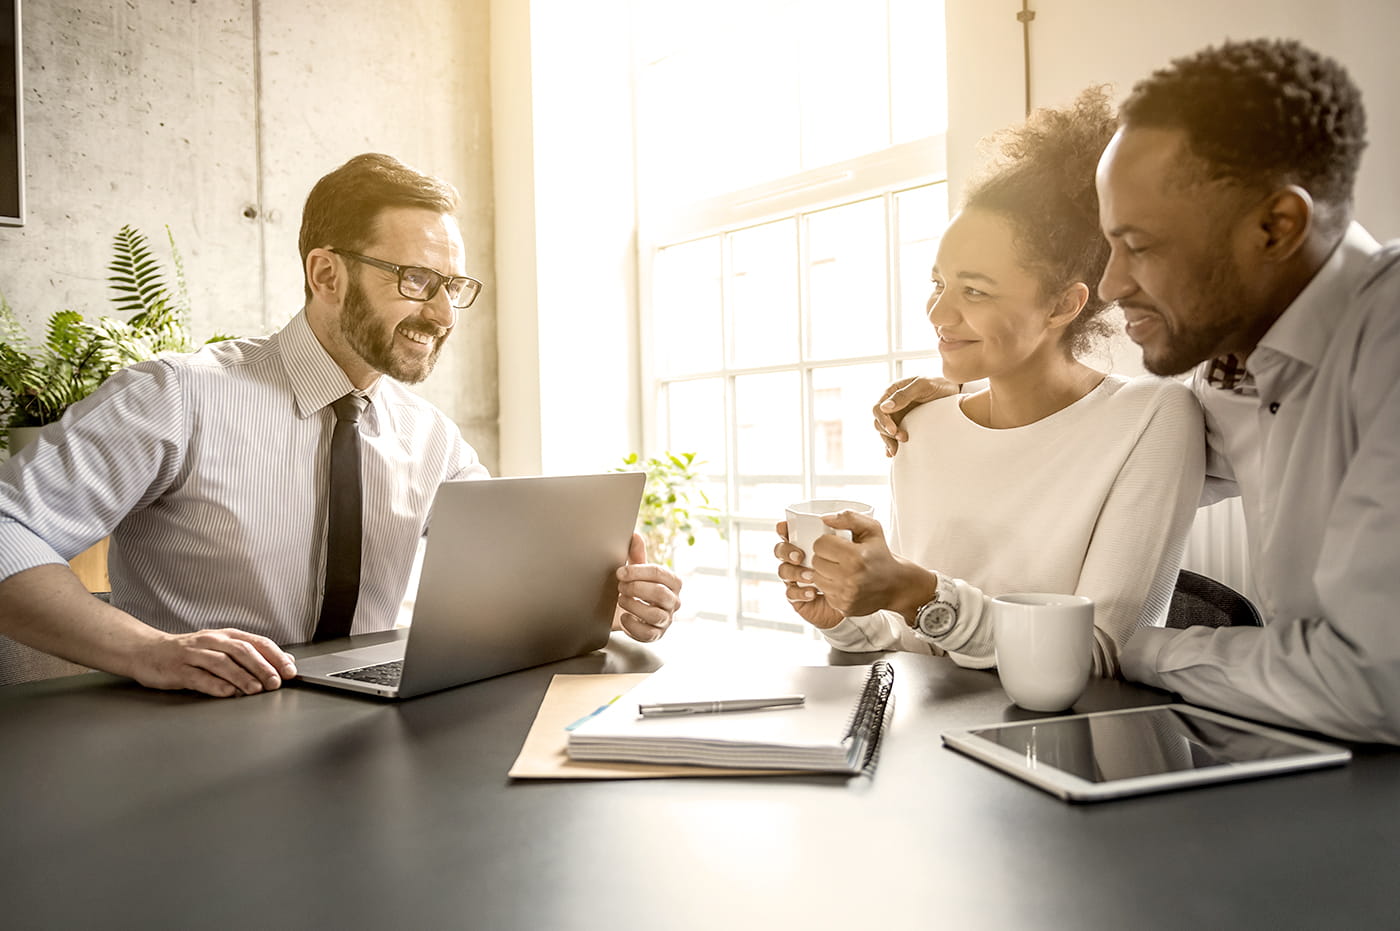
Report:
0,0,23,227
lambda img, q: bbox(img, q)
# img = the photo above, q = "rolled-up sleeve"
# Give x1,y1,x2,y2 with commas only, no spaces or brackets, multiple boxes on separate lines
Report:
0,360,186,583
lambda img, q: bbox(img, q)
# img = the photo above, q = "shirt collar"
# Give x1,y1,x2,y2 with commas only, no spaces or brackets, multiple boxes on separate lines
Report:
1202,353,1255,394
1254,221,1382,371
274,310,384,421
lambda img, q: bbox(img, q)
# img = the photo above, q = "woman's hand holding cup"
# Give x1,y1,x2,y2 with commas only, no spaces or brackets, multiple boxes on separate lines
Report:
775,515,848,630
776,500,925,627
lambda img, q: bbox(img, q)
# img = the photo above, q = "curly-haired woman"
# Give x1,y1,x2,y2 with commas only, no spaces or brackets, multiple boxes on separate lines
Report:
774,88,1205,678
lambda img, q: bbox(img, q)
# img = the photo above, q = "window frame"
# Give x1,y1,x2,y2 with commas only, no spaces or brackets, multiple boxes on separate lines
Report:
638,136,949,633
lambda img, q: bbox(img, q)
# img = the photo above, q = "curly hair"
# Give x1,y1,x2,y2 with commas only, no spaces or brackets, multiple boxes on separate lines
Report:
963,86,1118,358
298,153,460,303
1119,38,1366,222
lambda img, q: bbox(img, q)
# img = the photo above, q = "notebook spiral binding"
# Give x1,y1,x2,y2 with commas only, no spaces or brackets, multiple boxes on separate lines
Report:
843,659,895,775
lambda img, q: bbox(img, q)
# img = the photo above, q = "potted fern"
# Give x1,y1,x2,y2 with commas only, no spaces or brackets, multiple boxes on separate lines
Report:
0,225,223,453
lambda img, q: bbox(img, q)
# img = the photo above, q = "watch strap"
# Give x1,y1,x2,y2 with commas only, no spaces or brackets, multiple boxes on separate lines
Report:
912,573,961,642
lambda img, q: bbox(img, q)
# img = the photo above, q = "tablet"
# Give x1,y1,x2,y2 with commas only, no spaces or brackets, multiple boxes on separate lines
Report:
941,704,1350,802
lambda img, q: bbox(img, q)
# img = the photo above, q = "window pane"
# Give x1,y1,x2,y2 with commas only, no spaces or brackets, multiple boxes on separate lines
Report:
806,198,888,360
687,523,729,570
729,220,799,368
798,2,890,167
895,183,949,352
740,576,801,630
734,371,802,517
634,2,948,638
898,357,945,383
735,517,810,629
633,1,801,207
738,522,782,575
685,570,734,621
665,378,727,481
811,363,891,520
718,30,801,193
890,0,949,142
633,0,944,208
653,237,722,375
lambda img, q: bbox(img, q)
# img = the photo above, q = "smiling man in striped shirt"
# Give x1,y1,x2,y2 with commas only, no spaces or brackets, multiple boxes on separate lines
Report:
0,153,682,697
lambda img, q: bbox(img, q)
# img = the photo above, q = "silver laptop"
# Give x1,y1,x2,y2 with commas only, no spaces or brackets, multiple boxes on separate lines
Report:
294,471,645,699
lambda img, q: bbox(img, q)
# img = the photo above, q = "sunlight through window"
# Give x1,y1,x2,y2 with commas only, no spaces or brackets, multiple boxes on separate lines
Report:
637,0,949,633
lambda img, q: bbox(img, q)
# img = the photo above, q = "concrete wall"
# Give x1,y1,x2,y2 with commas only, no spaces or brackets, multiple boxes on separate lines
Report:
1,0,498,469
2,0,261,334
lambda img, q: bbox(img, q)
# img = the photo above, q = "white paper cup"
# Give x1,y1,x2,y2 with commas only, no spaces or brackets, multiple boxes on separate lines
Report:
783,499,874,569
991,593,1094,712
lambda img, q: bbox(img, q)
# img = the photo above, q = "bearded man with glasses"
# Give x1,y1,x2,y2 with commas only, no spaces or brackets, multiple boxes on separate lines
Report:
0,153,682,697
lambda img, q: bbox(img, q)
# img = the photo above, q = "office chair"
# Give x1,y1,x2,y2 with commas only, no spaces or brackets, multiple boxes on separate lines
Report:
1166,569,1264,629
0,636,91,687
0,593,104,687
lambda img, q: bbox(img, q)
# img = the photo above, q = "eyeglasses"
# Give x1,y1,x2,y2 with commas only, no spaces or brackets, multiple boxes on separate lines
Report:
330,248,483,310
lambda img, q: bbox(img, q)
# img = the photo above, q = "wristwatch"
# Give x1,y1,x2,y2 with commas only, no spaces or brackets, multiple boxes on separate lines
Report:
911,573,960,642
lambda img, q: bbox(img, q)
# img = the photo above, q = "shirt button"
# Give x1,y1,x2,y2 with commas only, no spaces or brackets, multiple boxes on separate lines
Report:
1268,402,1280,414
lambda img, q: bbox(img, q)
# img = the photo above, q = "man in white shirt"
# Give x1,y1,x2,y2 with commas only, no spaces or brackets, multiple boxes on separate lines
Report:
876,39,1400,744
0,153,682,698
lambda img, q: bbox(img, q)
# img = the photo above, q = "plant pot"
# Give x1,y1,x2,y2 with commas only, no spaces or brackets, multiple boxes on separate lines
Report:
5,424,111,593
6,425,44,455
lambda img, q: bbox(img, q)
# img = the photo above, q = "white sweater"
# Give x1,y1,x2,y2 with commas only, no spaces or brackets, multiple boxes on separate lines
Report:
821,375,1205,678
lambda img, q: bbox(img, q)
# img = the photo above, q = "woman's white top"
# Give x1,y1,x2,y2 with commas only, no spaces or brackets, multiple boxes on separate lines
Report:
820,374,1206,677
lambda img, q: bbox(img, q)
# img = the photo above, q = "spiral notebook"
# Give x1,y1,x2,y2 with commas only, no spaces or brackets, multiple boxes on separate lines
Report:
566,661,894,774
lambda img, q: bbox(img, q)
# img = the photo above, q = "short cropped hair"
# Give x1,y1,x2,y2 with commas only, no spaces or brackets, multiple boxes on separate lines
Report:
964,86,1119,357
298,153,460,302
1119,38,1366,219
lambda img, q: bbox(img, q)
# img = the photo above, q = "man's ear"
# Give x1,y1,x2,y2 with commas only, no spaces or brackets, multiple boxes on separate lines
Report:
1048,281,1090,330
1254,185,1313,263
306,248,345,305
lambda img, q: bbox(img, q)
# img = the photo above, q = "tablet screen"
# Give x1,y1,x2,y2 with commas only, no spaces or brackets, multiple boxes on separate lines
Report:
967,706,1316,783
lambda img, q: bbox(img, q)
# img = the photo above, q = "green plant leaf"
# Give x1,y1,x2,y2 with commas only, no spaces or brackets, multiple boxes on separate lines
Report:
1,226,210,430
616,449,725,569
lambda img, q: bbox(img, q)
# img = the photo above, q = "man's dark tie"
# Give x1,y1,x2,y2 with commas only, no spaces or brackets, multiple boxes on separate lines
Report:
313,393,369,642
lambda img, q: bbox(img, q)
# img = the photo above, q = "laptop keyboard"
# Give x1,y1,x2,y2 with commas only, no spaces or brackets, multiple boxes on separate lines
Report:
331,660,404,686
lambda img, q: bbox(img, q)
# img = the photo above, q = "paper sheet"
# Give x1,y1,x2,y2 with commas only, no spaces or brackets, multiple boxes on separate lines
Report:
508,673,797,779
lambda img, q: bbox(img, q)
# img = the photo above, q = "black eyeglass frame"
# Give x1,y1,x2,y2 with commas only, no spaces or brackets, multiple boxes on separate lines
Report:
329,248,483,309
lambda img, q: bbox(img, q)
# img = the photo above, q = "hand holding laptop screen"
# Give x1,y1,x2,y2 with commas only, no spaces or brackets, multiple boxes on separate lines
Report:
613,532,682,643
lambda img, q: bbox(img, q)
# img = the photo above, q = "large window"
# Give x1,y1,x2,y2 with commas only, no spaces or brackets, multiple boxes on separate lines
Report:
636,1,949,633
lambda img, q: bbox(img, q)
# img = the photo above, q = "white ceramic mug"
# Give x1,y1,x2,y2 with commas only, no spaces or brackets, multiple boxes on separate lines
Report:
991,593,1094,712
783,499,874,569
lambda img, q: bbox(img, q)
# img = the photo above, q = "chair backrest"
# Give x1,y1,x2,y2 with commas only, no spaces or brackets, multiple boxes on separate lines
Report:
0,593,103,687
0,635,91,687
1166,569,1263,630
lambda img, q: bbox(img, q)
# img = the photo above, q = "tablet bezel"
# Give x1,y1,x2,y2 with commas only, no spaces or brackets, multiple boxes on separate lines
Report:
941,703,1351,802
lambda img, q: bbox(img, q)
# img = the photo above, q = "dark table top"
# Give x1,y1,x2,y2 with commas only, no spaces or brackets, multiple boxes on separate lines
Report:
2,622,1396,930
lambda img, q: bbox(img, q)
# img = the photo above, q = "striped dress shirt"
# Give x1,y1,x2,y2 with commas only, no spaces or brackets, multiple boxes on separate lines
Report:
1122,224,1400,743
0,311,488,644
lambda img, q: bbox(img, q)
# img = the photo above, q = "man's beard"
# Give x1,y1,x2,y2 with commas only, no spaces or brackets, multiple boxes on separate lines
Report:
340,277,448,384
1140,249,1254,377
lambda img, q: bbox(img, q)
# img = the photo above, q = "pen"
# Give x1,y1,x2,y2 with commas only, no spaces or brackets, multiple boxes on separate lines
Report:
638,695,806,716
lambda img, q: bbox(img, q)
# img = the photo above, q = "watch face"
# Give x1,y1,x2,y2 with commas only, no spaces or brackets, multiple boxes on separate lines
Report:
918,602,956,638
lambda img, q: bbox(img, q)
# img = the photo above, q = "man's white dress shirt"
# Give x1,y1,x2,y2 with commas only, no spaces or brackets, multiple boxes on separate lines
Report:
0,311,487,644
1122,224,1400,743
